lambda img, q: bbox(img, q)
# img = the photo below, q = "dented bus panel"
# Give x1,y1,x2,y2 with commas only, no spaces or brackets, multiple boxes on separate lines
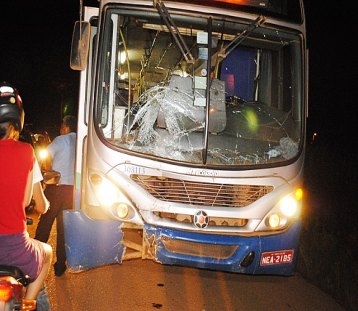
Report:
64,0,308,275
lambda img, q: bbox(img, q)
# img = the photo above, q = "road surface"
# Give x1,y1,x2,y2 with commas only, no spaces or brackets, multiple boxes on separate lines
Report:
27,212,345,311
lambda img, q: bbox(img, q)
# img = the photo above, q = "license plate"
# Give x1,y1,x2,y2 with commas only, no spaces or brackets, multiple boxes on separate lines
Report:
260,250,294,266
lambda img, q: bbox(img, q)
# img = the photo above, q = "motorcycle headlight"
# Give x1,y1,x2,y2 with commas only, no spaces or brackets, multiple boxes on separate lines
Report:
38,148,49,161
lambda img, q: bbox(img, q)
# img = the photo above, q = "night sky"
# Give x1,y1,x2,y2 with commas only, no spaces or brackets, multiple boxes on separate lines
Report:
1,1,356,147
1,0,99,134
304,2,356,152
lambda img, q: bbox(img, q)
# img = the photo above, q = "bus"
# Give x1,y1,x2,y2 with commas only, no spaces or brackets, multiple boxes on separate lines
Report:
64,0,308,276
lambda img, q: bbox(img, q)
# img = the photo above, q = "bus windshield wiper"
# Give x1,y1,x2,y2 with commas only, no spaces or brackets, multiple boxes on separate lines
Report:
218,15,265,59
153,0,194,64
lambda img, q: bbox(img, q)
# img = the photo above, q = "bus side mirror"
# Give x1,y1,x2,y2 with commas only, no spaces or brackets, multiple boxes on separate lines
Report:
70,21,91,71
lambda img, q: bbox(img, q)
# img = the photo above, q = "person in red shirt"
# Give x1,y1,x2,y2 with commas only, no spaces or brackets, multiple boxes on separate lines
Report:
0,82,53,302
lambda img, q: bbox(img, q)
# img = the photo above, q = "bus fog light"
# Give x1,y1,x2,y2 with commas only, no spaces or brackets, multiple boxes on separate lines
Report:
267,214,280,228
112,202,129,219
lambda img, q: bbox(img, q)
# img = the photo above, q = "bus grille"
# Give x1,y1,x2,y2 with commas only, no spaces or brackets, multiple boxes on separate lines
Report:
161,236,238,259
131,175,273,208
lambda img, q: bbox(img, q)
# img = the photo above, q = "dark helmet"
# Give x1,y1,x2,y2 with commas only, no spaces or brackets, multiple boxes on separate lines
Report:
0,82,24,131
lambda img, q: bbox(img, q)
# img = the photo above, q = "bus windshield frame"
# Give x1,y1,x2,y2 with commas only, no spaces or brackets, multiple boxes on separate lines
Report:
94,4,305,169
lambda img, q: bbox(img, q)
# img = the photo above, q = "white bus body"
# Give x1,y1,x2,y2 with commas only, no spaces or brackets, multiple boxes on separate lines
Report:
64,0,308,275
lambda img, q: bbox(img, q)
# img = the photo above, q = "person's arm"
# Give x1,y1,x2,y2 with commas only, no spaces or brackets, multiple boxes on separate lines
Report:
32,157,50,214
33,181,50,214
24,168,34,207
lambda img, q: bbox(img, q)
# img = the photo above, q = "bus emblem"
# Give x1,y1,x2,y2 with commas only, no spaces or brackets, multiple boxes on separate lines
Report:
194,211,208,229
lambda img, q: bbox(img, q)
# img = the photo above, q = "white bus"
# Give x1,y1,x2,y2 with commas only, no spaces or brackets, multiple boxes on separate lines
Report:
64,0,308,275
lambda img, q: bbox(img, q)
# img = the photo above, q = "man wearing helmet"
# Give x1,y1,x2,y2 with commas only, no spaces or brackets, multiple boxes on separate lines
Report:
0,82,53,306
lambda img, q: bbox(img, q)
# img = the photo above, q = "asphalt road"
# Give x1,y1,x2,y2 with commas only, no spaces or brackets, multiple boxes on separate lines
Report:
27,212,345,311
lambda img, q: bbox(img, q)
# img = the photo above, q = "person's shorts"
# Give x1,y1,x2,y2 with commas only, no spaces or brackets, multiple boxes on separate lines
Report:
0,231,46,281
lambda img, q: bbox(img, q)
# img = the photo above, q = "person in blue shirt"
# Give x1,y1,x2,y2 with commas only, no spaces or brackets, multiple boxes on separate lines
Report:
35,115,76,277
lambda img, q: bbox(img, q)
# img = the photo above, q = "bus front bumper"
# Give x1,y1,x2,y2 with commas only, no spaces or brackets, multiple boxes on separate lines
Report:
144,222,302,275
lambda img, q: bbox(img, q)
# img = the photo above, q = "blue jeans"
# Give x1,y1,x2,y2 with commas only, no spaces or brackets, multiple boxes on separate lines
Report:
36,283,51,311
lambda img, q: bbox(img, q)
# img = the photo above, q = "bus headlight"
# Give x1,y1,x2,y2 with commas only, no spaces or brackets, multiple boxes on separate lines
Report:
257,188,303,232
279,196,298,217
89,173,134,220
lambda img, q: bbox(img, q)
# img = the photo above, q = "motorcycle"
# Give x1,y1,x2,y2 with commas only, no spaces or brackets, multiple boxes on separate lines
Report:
0,263,50,311
0,263,36,311
0,215,52,311
0,217,37,311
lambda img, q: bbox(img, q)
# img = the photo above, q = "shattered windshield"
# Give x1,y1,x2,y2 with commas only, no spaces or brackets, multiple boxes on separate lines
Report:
96,6,304,167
